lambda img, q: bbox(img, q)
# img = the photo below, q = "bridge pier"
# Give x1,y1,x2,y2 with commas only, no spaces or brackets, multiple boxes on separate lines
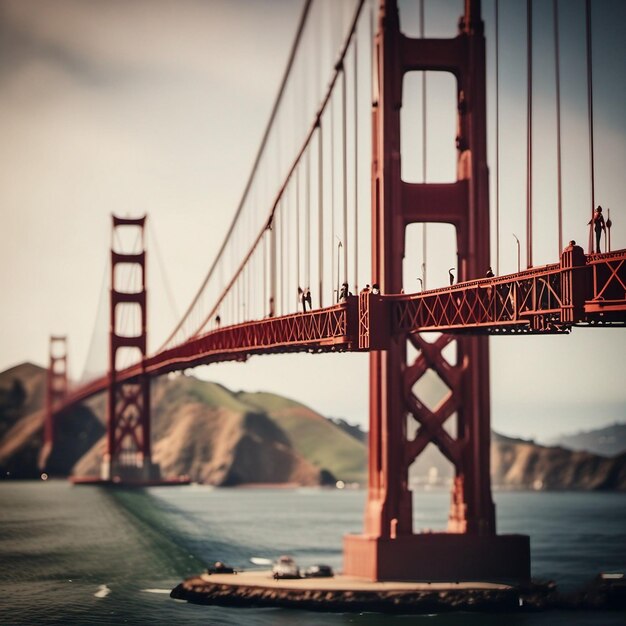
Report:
344,534,530,583
343,0,529,582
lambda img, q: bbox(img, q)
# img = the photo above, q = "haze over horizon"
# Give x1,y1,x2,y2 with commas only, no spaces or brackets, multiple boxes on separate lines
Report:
1,0,624,443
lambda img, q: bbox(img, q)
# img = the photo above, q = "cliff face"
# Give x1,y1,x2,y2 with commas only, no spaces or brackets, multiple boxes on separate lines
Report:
491,432,626,490
547,423,626,457
152,402,322,486
407,433,626,491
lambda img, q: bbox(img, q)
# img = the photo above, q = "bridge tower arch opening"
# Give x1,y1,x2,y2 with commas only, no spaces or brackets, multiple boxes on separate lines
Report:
101,215,159,483
343,0,530,582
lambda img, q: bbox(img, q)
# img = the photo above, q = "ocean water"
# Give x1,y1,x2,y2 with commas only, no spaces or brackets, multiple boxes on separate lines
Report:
0,481,625,625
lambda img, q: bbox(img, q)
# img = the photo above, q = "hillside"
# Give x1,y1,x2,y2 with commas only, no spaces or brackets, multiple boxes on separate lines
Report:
406,433,626,490
1,363,625,490
546,422,626,457
0,363,103,478
491,431,626,490
71,376,360,486
237,390,366,483
0,362,46,439
148,377,334,485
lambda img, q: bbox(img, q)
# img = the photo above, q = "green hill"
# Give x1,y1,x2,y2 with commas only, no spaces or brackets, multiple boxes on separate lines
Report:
237,390,367,484
149,377,367,484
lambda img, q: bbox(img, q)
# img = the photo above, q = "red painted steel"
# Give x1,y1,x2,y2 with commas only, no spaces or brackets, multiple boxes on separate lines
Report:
391,245,626,334
52,248,626,425
39,335,68,470
102,215,156,482
585,249,626,317
44,4,626,552
142,300,355,376
343,0,526,581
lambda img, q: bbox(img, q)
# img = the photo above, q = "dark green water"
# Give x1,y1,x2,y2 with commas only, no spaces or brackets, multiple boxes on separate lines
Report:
0,481,624,625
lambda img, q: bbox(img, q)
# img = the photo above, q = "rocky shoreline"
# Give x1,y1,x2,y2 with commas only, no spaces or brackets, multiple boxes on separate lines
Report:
170,571,626,613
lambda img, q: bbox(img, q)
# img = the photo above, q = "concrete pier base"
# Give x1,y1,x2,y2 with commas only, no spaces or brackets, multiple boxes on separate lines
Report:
343,533,531,583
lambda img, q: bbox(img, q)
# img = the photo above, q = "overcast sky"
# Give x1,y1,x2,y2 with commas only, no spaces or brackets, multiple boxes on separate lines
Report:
1,0,624,442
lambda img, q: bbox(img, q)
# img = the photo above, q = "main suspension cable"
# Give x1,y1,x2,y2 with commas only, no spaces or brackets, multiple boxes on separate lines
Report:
158,0,313,349
171,0,366,340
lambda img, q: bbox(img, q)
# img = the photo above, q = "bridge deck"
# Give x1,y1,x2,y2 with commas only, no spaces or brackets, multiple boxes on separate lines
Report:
55,248,626,413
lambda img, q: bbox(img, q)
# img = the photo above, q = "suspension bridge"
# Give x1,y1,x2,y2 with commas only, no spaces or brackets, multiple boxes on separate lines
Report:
40,0,625,583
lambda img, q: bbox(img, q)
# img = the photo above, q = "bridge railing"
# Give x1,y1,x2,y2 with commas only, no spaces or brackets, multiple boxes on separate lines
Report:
390,262,565,335
142,301,355,377
585,250,626,316
389,247,626,335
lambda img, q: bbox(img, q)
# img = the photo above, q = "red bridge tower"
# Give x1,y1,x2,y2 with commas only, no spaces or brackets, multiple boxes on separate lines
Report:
39,335,68,471
343,0,530,581
101,215,158,482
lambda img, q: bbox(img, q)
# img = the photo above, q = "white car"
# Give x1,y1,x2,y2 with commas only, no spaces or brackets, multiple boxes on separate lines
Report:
272,555,300,580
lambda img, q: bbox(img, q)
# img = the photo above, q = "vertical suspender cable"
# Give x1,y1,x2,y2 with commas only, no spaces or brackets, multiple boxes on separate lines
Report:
237,267,241,324
296,166,301,294
246,249,250,320
495,0,500,275
585,0,596,253
342,65,349,285
553,0,563,255
237,265,240,324
158,1,313,349
280,200,285,315
331,92,336,302
251,249,256,320
526,0,533,268
353,35,359,292
285,186,289,312
420,0,428,289
318,123,324,308
306,148,311,290
270,211,276,317
263,230,267,317
304,28,311,292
